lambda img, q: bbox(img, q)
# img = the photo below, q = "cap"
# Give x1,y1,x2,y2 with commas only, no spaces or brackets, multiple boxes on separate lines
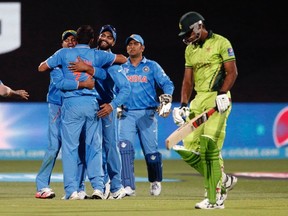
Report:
125,34,144,45
62,30,77,41
99,24,117,41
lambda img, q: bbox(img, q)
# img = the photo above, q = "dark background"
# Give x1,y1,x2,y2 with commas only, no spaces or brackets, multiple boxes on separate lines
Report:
0,0,287,102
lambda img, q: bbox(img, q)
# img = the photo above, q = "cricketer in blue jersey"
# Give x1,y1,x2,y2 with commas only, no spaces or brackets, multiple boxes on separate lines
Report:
38,25,127,200
95,25,130,199
118,34,174,196
0,80,29,99
68,25,131,200
35,30,97,200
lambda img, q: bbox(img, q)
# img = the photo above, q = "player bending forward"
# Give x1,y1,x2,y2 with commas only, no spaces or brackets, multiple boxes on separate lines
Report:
173,11,238,209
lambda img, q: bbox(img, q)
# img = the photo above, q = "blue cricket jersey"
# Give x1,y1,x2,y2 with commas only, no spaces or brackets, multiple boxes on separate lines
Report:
47,67,78,105
94,49,131,109
121,57,174,110
45,44,116,99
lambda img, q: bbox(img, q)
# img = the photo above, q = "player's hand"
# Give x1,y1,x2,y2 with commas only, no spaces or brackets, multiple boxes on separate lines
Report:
158,94,172,118
81,77,95,90
216,93,230,114
172,106,189,126
97,103,113,118
13,90,29,100
68,57,90,72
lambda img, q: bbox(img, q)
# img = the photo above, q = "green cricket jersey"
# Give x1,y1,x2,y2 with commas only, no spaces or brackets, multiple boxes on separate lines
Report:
185,31,236,93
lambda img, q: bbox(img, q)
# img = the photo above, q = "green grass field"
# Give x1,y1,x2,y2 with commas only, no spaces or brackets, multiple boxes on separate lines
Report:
0,159,287,216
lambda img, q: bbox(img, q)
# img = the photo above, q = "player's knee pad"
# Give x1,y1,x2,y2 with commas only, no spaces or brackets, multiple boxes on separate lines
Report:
200,135,221,204
173,145,204,176
118,140,135,189
145,152,162,182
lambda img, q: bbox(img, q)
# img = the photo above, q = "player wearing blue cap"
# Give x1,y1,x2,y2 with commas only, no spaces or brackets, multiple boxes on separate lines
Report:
35,30,97,199
95,25,130,199
69,24,131,199
118,34,174,196
38,25,127,200
0,80,29,99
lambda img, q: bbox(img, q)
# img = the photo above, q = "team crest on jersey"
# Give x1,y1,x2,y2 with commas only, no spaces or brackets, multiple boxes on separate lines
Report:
123,67,129,74
227,48,235,57
142,66,150,73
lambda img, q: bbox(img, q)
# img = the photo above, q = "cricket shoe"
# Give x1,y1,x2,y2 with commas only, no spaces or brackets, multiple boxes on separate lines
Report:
61,191,81,200
109,187,126,199
91,189,104,199
103,180,111,199
195,193,226,209
150,181,161,196
35,188,55,199
124,186,136,196
78,191,90,200
224,174,238,192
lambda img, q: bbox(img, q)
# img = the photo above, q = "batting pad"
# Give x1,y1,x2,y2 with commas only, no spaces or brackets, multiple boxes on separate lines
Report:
145,152,163,182
118,140,135,189
200,136,221,204
173,145,204,176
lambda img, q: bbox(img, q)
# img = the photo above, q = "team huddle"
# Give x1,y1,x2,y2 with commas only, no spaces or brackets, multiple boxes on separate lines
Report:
1,11,238,210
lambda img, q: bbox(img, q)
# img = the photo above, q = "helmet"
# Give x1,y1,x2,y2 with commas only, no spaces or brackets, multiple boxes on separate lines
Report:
178,11,205,36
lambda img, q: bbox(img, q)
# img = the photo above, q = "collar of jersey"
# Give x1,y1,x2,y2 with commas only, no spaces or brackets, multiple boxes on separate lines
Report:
75,44,90,49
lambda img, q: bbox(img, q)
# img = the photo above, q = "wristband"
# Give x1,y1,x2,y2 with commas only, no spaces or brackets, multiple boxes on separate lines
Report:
180,103,188,108
217,91,227,95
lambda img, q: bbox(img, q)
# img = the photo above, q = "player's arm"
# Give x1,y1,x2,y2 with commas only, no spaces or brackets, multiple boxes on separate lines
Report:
0,84,29,100
68,57,107,80
38,61,50,72
52,67,95,91
215,60,238,114
172,67,193,125
0,83,11,96
181,66,194,106
97,65,131,118
114,54,127,64
153,63,174,118
218,60,238,94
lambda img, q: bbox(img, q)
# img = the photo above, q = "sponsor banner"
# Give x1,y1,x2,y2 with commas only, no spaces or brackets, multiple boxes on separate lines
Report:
0,102,287,160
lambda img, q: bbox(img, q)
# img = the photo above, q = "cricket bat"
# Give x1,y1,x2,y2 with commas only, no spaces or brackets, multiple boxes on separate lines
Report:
165,107,217,150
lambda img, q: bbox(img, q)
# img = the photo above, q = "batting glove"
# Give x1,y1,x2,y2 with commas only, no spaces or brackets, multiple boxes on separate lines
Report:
172,106,190,126
158,94,172,118
216,93,230,114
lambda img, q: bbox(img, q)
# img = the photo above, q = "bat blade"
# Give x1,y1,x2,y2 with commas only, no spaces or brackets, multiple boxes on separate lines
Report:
165,107,217,150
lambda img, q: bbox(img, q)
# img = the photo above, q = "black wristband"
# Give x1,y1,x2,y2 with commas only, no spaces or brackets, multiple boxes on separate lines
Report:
180,103,188,108
217,91,227,95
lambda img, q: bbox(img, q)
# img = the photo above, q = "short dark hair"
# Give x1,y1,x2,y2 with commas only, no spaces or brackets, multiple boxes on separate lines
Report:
76,25,95,44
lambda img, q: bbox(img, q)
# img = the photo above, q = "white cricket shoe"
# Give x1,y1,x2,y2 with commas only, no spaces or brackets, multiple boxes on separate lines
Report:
195,193,226,209
150,181,161,196
35,188,55,199
92,189,104,199
110,187,126,199
124,186,136,196
69,191,81,200
103,180,111,199
78,191,90,200
224,174,238,192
